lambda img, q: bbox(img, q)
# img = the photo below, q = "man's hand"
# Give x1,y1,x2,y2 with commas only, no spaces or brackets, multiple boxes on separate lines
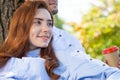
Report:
104,53,120,69
118,61,120,68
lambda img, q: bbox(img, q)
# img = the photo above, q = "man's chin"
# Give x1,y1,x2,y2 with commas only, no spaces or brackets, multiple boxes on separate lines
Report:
52,10,58,15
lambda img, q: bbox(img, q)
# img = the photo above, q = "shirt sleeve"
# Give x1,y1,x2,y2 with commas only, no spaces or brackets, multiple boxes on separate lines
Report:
55,51,120,80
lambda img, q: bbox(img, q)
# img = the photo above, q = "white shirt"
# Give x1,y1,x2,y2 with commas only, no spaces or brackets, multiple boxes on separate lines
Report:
52,27,90,59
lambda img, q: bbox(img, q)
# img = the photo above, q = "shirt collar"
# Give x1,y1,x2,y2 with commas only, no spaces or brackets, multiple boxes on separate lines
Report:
26,49,40,57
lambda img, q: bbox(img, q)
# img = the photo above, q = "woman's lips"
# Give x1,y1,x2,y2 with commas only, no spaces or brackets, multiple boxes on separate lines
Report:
37,36,50,41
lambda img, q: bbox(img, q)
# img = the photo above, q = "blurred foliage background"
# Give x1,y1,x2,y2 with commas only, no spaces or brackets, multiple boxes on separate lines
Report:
55,0,120,60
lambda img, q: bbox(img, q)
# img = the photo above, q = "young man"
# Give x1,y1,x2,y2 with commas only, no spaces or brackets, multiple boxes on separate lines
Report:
45,0,120,68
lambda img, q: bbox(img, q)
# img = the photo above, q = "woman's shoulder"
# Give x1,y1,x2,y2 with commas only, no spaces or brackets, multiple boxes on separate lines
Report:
0,57,27,79
0,57,49,79
0,57,45,72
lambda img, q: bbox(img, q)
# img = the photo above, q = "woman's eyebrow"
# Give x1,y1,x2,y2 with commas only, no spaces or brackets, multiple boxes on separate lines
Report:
34,18,52,22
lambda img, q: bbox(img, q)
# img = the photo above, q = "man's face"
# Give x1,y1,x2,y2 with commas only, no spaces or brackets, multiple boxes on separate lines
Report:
45,0,58,15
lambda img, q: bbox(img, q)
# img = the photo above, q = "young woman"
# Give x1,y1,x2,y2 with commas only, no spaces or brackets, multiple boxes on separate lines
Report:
0,1,59,80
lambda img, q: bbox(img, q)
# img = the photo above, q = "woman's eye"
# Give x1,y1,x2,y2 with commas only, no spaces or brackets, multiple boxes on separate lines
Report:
33,20,41,25
36,21,41,24
47,22,53,27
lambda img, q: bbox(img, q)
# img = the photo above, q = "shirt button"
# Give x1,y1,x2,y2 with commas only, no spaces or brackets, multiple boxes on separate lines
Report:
102,64,106,66
90,59,92,60
77,50,80,53
59,34,62,37
69,44,72,47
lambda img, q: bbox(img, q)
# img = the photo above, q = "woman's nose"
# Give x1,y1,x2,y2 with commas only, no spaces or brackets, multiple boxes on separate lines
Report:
42,24,49,32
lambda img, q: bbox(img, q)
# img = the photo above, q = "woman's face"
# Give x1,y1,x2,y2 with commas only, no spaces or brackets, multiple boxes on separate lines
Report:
29,8,53,50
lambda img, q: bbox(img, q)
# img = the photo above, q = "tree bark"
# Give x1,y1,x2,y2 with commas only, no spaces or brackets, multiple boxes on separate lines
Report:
0,0,24,46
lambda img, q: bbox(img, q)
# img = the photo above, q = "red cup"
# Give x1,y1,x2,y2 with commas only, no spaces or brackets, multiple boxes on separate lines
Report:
102,46,119,67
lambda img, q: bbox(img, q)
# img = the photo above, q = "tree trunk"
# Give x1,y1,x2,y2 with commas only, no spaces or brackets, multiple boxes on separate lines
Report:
0,0,24,46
